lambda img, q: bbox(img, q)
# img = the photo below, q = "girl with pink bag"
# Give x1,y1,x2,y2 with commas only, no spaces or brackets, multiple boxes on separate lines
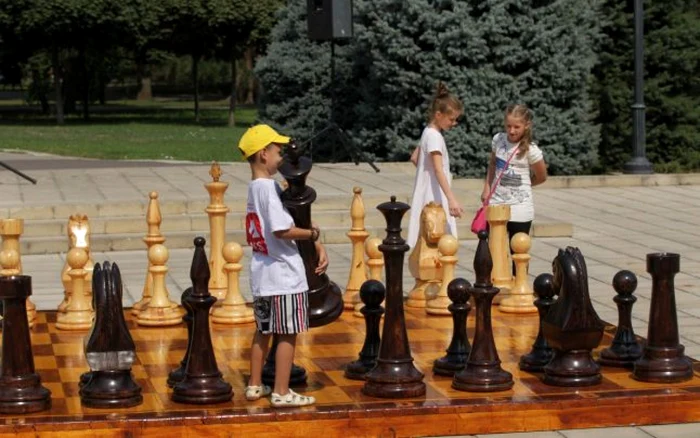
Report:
478,104,548,243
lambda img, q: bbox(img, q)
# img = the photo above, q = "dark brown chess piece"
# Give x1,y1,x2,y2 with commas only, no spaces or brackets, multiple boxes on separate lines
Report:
345,279,386,380
262,336,308,387
542,247,605,386
0,275,51,414
172,237,233,404
599,270,643,368
433,278,472,377
519,273,557,372
363,196,425,398
167,287,192,387
80,262,143,408
633,253,693,382
452,231,513,392
278,141,343,327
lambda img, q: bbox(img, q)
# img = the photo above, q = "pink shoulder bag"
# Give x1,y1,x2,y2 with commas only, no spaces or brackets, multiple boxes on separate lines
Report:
470,146,519,234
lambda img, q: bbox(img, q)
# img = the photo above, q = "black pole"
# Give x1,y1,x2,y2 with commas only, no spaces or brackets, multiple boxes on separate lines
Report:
0,162,37,185
623,0,653,174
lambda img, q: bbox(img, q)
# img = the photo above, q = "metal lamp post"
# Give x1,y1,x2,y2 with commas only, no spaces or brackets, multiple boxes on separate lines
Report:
623,0,653,174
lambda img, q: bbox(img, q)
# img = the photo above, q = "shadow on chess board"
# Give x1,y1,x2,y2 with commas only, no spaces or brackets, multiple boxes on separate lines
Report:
2,308,700,437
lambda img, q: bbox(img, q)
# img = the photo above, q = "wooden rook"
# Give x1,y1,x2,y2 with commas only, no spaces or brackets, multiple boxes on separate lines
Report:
433,278,472,377
633,253,693,382
426,234,458,316
354,237,383,318
59,214,95,313
0,218,35,327
363,196,425,398
542,247,605,387
211,242,254,324
0,275,51,414
167,288,192,388
278,142,343,327
486,205,512,303
345,280,386,380
599,270,643,367
406,202,446,309
133,192,165,316
205,162,230,302
55,248,94,331
499,232,537,313
519,273,557,372
80,262,142,408
172,237,233,404
344,187,369,310
136,244,183,326
453,231,513,392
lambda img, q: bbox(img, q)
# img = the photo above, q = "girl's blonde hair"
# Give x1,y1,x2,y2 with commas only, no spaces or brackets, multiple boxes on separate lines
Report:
428,82,463,121
505,104,534,157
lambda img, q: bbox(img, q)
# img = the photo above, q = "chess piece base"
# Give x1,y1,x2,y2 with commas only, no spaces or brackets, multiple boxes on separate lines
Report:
130,298,150,316
167,364,186,388
80,370,143,409
344,289,359,310
55,310,94,331
452,366,514,392
433,355,467,377
0,375,51,414
425,296,451,316
262,363,308,387
405,280,437,308
308,281,344,328
519,348,554,372
542,349,601,387
136,305,183,326
344,359,375,381
599,343,644,368
211,304,254,324
362,381,426,398
632,346,693,383
172,375,233,404
498,295,537,314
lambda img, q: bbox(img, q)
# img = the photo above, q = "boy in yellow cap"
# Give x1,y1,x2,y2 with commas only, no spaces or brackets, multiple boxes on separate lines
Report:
239,124,327,407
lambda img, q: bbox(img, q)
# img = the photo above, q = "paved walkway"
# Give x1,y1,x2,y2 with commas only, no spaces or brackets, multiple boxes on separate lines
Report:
2,151,700,437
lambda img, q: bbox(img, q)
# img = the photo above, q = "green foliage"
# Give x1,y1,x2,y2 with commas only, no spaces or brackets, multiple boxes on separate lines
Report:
593,0,700,171
256,0,601,176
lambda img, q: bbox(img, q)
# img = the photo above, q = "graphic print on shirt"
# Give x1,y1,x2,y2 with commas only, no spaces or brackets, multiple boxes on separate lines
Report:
494,140,529,204
246,212,268,255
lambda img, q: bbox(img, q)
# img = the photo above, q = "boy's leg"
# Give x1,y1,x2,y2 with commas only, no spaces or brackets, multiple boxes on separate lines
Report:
273,333,297,396
248,330,271,387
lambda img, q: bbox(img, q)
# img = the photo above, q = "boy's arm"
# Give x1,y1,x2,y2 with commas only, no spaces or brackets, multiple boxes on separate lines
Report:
273,225,319,241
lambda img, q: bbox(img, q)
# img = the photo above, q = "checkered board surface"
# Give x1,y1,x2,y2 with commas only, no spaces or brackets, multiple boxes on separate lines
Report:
3,308,700,433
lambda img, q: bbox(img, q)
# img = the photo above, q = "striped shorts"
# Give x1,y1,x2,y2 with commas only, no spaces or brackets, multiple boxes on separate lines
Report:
253,292,309,335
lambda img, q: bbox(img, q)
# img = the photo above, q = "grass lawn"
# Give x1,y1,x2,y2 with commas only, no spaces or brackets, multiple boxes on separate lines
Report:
0,99,255,162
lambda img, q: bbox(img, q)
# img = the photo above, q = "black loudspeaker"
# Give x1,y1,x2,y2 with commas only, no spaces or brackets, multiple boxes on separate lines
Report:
307,0,353,41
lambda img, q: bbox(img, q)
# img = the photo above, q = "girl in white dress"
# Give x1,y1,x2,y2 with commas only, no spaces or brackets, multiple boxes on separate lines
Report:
407,82,464,249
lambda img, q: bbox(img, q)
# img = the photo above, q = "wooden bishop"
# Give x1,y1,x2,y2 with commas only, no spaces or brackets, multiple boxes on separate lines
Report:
344,187,369,310
133,192,165,316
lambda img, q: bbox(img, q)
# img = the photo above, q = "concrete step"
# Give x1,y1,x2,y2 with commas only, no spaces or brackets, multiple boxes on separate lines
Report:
18,219,573,255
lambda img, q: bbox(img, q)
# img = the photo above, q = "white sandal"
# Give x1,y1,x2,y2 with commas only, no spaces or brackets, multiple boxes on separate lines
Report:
245,384,272,401
270,389,315,408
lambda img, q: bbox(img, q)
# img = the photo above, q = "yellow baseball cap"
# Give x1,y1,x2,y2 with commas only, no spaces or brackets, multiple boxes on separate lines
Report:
238,124,290,159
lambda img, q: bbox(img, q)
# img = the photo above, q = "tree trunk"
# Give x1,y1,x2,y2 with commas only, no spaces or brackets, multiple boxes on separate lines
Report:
136,62,152,101
245,46,255,105
51,46,64,125
192,54,200,123
32,68,49,114
80,47,90,121
228,55,236,127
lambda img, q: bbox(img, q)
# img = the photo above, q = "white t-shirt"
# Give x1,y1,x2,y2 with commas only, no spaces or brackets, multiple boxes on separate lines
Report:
407,126,458,248
245,178,308,297
488,133,544,222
